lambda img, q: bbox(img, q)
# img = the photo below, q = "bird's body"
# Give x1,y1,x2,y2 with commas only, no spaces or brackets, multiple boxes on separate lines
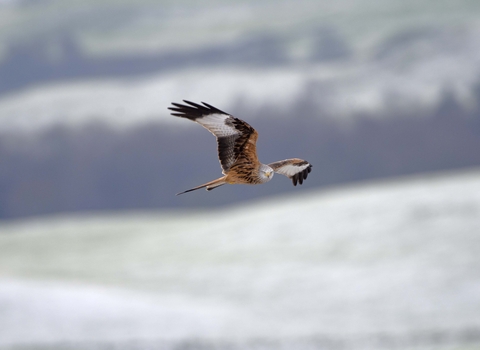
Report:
169,100,312,195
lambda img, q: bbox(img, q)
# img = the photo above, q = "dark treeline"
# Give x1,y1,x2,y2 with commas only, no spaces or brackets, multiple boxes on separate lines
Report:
1,89,480,219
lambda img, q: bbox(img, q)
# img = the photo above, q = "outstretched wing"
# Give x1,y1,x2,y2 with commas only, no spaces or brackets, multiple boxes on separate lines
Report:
268,158,312,186
169,100,259,174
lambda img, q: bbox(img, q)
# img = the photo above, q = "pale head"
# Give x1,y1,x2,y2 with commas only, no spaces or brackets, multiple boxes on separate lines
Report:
259,164,274,183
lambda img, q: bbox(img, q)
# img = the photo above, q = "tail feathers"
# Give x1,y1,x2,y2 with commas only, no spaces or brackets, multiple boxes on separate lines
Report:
176,176,226,195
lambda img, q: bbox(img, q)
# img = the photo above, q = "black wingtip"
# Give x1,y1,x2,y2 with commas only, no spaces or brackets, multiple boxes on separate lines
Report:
182,100,203,108
291,163,312,186
168,100,228,119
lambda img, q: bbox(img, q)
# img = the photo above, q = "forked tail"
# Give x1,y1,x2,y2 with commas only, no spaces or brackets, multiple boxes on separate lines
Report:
176,176,226,195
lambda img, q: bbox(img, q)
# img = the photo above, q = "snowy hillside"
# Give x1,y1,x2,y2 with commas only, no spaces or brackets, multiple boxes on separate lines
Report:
1,0,480,131
2,53,480,132
0,169,479,349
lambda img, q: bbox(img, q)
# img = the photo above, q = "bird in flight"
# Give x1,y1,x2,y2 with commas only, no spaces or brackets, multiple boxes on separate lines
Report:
169,100,312,195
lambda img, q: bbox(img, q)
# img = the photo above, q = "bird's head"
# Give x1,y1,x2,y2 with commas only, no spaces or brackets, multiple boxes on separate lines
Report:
260,164,274,182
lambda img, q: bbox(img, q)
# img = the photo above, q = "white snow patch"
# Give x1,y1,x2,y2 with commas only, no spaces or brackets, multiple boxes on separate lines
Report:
0,278,247,346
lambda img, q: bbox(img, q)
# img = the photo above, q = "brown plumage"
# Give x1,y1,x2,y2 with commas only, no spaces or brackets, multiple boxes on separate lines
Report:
169,100,312,195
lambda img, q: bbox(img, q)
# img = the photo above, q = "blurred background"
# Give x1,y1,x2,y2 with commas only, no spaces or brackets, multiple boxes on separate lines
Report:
0,0,479,349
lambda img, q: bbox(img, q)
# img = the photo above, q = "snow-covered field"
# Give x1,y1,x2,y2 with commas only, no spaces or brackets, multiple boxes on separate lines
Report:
0,169,479,349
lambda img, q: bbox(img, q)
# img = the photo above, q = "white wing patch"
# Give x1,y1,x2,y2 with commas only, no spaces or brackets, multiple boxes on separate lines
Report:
194,113,239,138
274,163,310,177
268,158,312,186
